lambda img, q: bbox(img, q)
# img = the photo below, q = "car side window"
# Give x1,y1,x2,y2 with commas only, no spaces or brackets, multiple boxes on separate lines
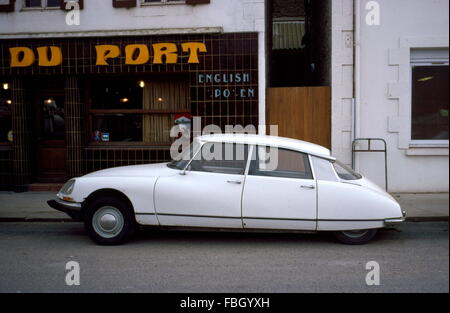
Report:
249,146,313,180
189,142,249,175
311,156,339,182
333,161,362,181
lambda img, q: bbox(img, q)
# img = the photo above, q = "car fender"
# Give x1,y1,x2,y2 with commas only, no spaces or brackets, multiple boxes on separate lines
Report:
317,180,403,231
70,176,160,226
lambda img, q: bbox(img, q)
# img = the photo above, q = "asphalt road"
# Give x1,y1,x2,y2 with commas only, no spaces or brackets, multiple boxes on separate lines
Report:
0,222,448,293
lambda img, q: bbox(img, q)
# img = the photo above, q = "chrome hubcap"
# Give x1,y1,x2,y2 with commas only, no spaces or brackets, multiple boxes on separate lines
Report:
99,213,117,231
92,206,124,238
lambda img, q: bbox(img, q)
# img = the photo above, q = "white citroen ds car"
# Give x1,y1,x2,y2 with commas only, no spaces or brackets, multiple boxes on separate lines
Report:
48,134,405,245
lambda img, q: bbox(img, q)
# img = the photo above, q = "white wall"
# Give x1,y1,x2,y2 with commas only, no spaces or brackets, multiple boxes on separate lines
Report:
0,0,263,35
331,0,355,166
0,0,267,127
333,0,449,193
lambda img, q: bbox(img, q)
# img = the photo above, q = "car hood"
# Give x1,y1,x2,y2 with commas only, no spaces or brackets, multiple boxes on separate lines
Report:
83,163,177,178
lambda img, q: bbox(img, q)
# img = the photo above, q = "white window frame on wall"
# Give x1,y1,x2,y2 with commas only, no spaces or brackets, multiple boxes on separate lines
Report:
141,0,185,6
22,0,60,10
410,49,449,147
388,37,448,156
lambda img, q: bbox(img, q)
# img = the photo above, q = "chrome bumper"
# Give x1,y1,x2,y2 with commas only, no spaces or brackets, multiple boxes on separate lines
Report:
47,198,83,221
384,211,407,226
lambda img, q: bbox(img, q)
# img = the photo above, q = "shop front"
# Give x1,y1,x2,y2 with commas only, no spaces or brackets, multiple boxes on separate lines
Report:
0,32,259,190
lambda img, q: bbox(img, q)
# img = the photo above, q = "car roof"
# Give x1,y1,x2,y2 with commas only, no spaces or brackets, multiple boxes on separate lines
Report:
197,134,334,159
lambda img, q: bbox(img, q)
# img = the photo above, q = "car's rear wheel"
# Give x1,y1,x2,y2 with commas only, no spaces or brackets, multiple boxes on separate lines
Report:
84,197,136,245
334,229,378,245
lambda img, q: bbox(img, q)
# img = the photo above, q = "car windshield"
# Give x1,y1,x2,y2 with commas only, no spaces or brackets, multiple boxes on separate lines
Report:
167,142,200,170
332,160,363,181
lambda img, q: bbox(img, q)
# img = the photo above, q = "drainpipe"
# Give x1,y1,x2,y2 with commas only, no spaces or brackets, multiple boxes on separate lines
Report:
352,0,362,169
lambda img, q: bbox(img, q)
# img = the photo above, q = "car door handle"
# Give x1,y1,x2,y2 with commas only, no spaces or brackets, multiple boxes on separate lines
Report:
227,180,242,185
300,185,315,189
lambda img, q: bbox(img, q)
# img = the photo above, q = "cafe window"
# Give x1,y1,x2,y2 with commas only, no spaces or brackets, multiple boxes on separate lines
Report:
24,0,60,8
411,49,449,143
0,82,12,144
89,78,189,144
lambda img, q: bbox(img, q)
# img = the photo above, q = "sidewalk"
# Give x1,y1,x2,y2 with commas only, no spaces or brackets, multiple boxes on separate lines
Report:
0,191,448,222
392,193,449,222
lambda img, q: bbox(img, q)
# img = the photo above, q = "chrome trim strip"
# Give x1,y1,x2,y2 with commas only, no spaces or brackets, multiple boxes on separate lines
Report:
140,213,397,223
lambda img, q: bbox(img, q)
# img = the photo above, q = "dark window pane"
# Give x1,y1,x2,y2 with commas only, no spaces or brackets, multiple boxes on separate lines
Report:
189,143,249,175
92,115,143,142
46,0,60,7
42,96,65,140
26,0,42,7
0,85,12,113
412,66,449,140
0,117,12,143
250,147,313,180
91,79,143,110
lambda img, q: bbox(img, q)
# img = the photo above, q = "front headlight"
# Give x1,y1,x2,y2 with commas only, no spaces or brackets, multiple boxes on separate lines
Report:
59,179,76,195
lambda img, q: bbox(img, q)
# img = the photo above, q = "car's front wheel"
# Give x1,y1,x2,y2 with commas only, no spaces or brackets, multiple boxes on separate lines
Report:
334,229,378,245
84,197,136,245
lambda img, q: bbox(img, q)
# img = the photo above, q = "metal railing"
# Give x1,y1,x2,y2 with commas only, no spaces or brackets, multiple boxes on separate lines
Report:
351,138,388,191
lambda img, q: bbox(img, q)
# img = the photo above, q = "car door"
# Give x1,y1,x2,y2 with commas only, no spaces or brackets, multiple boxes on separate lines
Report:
154,142,249,228
242,146,317,231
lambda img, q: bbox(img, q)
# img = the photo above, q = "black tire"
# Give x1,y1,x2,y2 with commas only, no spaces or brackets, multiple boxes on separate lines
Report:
84,196,136,245
334,229,378,245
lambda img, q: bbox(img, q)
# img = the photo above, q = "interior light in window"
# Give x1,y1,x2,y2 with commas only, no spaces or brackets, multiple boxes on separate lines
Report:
157,97,164,102
138,81,145,88
45,98,53,104
6,100,12,105
2,83,9,90
120,97,129,103
417,76,434,82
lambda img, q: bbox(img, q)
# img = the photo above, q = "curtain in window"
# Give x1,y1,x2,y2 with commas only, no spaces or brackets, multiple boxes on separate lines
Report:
143,80,189,144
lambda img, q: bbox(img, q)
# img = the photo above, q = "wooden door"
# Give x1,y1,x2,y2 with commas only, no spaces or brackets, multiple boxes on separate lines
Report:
35,92,66,182
267,87,331,149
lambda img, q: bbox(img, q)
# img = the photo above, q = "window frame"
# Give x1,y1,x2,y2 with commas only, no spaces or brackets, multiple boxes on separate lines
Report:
22,0,60,9
410,55,449,147
141,0,186,6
